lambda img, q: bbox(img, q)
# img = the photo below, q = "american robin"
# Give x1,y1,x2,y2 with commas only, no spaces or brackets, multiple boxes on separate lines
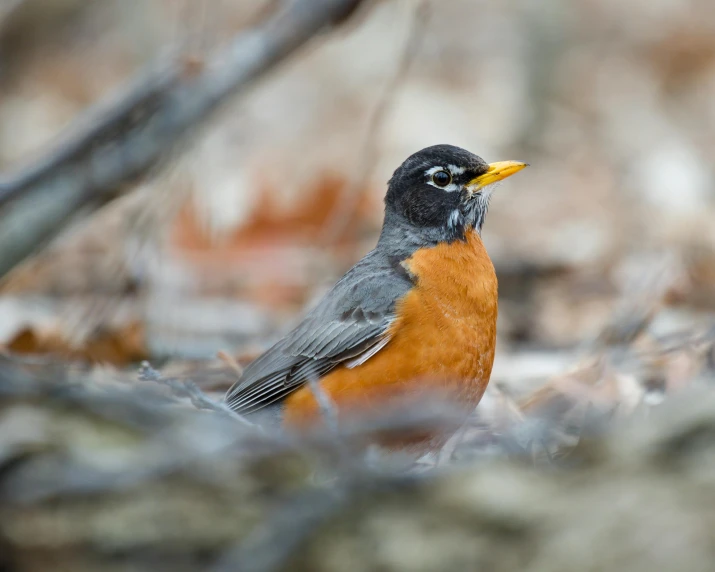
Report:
225,145,527,439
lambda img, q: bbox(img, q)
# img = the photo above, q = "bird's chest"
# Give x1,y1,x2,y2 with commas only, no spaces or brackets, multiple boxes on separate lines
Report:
398,231,498,383
403,231,498,333
282,233,499,431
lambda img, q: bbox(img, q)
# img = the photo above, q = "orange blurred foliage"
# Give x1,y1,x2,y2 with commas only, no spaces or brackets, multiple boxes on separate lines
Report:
6,321,147,365
168,174,378,306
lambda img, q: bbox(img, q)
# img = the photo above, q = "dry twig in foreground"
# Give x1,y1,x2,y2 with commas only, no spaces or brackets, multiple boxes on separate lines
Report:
2,358,715,572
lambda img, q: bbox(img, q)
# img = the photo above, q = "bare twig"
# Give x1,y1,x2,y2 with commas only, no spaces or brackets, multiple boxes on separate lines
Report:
0,0,369,279
0,0,24,29
212,466,423,572
212,487,349,572
138,360,255,427
320,0,429,244
217,350,244,378
594,252,685,349
308,375,339,433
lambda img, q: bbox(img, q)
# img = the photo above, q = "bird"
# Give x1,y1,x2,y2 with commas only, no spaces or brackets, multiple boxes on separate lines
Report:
225,144,527,443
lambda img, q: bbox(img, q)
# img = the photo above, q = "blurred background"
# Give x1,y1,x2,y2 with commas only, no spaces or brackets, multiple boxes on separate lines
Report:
1,0,714,389
4,2,715,570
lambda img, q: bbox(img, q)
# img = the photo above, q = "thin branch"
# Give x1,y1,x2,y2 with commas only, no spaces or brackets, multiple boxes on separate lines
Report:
594,252,684,349
0,0,369,280
0,0,24,29
308,375,339,433
216,350,244,378
212,487,349,572
320,0,429,244
138,361,255,428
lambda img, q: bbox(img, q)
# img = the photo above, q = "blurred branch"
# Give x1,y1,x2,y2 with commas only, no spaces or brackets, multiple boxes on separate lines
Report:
4,356,715,571
138,360,255,427
321,0,428,244
594,252,685,348
0,0,24,27
308,375,340,433
513,0,567,152
0,0,370,280
214,486,350,572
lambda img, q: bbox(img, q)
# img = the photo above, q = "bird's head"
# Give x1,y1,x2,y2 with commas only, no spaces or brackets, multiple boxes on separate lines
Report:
382,144,527,248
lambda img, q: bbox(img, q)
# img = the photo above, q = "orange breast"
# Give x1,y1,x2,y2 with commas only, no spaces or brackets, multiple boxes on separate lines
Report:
282,230,498,431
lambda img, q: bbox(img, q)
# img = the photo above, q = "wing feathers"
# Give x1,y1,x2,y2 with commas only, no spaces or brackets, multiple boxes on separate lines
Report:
224,249,410,415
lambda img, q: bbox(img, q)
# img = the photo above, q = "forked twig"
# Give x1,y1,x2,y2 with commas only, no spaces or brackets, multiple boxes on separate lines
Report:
138,361,254,427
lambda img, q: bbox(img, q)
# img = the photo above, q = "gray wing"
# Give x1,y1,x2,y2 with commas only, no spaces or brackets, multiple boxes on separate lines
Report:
224,250,413,414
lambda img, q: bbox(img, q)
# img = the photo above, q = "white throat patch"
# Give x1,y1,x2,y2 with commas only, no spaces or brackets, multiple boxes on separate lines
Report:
471,180,503,200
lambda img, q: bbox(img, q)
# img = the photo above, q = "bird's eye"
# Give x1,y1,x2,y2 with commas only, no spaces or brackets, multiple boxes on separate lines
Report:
432,170,451,187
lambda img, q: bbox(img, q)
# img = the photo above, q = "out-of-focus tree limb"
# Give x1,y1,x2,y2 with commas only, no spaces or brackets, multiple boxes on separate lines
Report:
0,0,369,280
320,0,428,245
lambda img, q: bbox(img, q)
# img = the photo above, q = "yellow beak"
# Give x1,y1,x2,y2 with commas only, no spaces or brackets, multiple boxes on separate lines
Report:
467,161,529,192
